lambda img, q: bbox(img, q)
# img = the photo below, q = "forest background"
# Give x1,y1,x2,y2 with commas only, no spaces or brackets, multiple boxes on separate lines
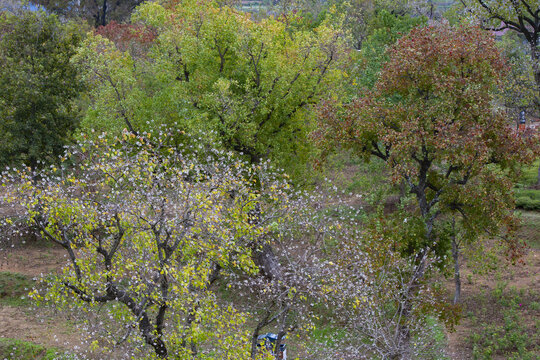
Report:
0,0,539,359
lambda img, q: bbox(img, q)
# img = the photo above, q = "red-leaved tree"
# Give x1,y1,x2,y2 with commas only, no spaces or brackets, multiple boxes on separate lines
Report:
318,23,539,358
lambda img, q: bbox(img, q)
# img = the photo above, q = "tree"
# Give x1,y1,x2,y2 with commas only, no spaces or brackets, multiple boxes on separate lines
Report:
0,11,84,170
322,233,450,360
356,9,426,89
74,0,347,180
319,24,539,357
0,0,24,12
460,1,540,104
496,31,539,118
30,0,143,26
460,0,540,184
1,131,298,359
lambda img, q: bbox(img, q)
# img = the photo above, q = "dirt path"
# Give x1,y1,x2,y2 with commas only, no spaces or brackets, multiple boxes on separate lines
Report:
0,242,95,357
0,305,87,350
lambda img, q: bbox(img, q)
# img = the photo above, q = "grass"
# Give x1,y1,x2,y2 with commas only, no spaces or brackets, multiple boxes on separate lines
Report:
320,149,394,208
516,211,540,249
417,316,451,360
0,272,34,307
0,338,77,360
518,160,540,186
465,282,540,359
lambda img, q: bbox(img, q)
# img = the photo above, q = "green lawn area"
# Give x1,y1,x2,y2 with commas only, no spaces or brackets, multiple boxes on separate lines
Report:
517,211,540,250
0,272,34,307
0,338,73,360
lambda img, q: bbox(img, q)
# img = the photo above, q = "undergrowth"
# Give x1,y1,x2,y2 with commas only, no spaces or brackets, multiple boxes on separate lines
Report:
0,338,76,360
0,272,34,307
515,160,540,211
467,281,540,359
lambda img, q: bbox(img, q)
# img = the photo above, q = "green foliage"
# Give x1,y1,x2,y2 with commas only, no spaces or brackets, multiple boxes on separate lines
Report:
516,211,540,249
0,11,84,169
460,0,540,33
514,161,540,210
515,193,540,210
31,0,144,27
460,0,540,112
76,0,347,180
468,285,540,359
321,24,539,260
320,149,390,200
0,338,72,360
0,272,34,307
496,31,538,112
518,160,540,187
413,316,450,360
327,0,372,50
1,131,293,358
357,10,426,88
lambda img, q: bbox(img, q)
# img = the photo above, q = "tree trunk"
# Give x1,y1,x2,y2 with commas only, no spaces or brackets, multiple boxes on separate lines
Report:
396,254,426,360
396,165,433,359
273,305,289,360
254,243,282,281
250,311,270,359
452,235,461,305
100,0,108,27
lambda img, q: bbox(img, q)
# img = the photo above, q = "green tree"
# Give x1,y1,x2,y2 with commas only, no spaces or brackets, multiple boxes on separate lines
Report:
31,0,144,26
460,0,540,185
75,0,346,180
319,24,539,356
0,0,24,12
0,11,84,170
1,131,291,359
496,31,538,120
357,9,426,88
461,0,540,108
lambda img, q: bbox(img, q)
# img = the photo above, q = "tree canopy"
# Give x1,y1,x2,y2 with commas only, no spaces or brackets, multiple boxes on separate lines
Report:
0,11,84,169
0,3,539,359
75,0,347,179
1,131,294,358
319,23,539,355
30,0,143,26
322,24,537,248
461,0,540,108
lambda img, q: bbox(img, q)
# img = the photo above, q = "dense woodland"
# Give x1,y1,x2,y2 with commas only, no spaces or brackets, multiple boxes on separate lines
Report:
0,0,539,359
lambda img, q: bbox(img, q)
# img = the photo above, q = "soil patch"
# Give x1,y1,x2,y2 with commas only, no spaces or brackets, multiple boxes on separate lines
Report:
0,243,67,277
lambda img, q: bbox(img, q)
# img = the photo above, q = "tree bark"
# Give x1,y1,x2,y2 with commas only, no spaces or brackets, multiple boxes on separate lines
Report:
111,285,168,358
452,233,461,305
254,243,282,281
273,305,289,360
396,157,434,359
250,311,271,358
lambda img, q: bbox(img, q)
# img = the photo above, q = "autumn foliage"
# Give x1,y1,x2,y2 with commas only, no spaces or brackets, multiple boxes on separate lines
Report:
1,4,540,359
320,24,539,257
95,20,157,54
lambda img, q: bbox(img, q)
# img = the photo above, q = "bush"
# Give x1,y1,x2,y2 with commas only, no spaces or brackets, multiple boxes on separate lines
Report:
518,160,539,187
515,195,540,210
